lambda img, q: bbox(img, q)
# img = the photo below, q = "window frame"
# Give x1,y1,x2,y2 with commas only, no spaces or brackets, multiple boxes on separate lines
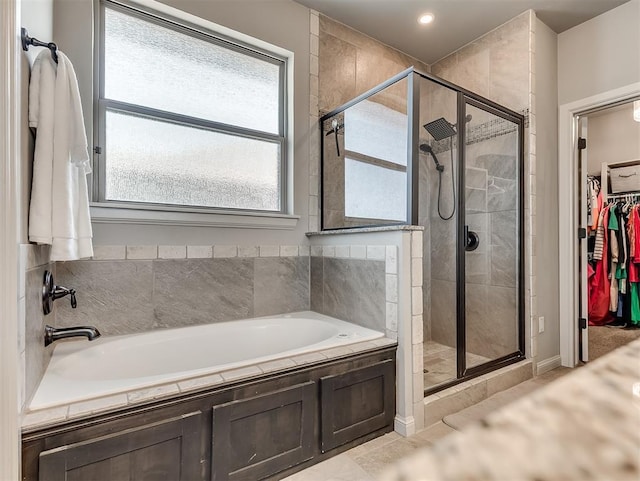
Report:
92,0,291,221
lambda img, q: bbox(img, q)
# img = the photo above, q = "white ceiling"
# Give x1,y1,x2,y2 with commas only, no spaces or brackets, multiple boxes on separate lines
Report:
293,0,630,64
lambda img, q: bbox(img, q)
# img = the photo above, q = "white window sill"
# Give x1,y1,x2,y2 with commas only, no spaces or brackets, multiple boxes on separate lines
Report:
90,204,300,229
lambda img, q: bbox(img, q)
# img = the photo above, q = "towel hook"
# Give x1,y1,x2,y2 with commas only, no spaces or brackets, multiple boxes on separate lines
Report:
21,27,58,63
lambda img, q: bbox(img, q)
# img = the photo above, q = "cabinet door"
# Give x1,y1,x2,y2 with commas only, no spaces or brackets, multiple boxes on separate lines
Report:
211,381,315,481
38,412,203,481
320,359,395,452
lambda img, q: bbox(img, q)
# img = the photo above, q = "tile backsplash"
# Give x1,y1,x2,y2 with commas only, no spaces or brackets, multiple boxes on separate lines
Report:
55,245,312,335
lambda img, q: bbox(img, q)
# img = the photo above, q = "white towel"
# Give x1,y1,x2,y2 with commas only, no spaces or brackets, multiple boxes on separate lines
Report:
28,50,93,261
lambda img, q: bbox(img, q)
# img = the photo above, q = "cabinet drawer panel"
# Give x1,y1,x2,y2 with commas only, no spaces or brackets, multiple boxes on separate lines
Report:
320,360,395,452
211,381,315,481
38,412,203,481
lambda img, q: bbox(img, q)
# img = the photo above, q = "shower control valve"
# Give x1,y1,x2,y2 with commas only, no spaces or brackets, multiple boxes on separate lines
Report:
42,270,77,315
464,226,480,252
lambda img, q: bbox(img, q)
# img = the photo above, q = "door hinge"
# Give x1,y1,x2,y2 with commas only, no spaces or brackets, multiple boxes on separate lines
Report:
94,146,102,154
579,318,587,329
578,137,587,150
578,227,587,239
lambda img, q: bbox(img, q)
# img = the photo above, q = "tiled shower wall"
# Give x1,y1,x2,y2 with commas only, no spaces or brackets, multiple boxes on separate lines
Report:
308,10,430,232
317,15,429,115
427,11,536,365
54,245,311,335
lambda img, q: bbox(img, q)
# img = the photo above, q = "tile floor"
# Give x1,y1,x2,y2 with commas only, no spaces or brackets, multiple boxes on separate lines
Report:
282,367,571,481
423,341,490,388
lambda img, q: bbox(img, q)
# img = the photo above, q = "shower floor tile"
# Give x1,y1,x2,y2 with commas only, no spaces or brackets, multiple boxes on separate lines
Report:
423,341,491,389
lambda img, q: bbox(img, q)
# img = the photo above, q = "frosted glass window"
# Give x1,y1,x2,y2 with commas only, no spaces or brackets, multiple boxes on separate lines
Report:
345,158,406,221
104,6,281,134
344,100,408,166
105,110,280,211
96,1,288,213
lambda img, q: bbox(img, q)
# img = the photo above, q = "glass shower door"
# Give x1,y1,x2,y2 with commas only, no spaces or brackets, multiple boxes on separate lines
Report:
462,99,523,373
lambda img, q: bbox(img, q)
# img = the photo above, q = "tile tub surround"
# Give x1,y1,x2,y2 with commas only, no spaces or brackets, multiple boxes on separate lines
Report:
308,242,400,338
311,256,386,332
22,337,397,431
54,245,311,335
385,341,640,481
20,244,55,410
308,227,425,435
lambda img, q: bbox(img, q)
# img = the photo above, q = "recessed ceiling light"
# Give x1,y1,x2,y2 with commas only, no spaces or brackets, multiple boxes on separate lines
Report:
418,13,434,25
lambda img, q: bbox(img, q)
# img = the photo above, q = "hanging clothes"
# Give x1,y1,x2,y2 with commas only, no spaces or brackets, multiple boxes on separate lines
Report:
587,176,601,231
589,205,613,325
589,198,640,328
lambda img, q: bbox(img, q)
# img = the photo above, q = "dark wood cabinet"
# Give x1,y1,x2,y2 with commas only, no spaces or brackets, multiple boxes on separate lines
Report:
320,360,395,452
38,412,203,481
211,382,315,481
23,346,396,481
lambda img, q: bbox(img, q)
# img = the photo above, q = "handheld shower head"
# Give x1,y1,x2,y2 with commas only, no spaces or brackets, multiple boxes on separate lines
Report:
420,143,444,172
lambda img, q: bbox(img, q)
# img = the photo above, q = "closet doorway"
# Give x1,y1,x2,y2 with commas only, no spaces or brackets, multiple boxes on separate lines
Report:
579,98,640,362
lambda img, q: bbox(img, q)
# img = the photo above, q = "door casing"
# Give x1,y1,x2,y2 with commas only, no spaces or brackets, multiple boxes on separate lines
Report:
558,82,640,367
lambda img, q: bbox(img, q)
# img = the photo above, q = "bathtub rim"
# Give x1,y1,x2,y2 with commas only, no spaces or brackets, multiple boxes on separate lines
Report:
25,311,394,424
22,337,397,434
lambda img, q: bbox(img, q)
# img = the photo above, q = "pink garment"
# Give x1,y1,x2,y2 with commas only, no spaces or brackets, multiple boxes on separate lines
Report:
589,206,613,326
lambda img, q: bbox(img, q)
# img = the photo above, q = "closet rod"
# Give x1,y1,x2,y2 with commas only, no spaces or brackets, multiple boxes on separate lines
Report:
21,27,58,63
608,193,640,202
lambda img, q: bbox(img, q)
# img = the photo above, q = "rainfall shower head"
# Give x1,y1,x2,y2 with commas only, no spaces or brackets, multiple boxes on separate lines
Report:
423,117,457,141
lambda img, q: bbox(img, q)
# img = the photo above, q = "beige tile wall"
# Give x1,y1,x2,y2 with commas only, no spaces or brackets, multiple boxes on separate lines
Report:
317,15,430,115
429,10,537,369
54,245,312,336
308,11,430,233
19,244,55,409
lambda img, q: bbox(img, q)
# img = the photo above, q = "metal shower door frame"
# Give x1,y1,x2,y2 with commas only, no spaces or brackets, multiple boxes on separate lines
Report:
456,95,526,380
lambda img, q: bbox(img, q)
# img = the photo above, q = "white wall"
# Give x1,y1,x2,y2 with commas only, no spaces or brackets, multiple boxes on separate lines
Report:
52,0,312,246
558,0,640,105
587,103,640,175
534,18,560,362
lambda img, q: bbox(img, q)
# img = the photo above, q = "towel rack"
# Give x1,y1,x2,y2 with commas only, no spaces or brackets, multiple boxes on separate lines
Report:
21,27,58,63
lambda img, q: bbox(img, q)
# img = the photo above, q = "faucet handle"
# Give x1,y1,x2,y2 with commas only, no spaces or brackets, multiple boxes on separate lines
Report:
43,271,78,314
69,289,77,308
52,285,77,309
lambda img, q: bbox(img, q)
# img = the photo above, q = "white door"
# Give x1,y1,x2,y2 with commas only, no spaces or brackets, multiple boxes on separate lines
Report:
577,116,589,362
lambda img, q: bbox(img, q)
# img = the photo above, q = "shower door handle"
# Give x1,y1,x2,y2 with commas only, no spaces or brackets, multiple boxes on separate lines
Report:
464,226,480,252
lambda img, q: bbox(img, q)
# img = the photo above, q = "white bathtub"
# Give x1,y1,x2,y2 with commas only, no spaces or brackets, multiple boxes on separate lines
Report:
29,311,384,410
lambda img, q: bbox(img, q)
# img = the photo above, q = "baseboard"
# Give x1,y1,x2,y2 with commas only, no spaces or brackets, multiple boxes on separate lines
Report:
394,415,415,437
536,355,561,375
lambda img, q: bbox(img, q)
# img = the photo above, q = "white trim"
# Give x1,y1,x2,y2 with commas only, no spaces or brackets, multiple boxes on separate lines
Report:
558,82,640,368
0,0,22,477
90,205,300,229
536,355,562,375
94,0,295,225
394,415,416,437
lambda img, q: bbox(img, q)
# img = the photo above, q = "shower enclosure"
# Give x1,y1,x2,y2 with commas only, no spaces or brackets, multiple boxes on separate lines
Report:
320,68,525,394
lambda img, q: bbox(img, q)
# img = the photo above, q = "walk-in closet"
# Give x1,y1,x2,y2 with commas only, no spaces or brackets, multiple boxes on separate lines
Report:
581,99,640,361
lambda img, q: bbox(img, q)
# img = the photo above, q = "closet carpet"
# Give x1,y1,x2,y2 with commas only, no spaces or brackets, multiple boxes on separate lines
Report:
588,325,640,360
